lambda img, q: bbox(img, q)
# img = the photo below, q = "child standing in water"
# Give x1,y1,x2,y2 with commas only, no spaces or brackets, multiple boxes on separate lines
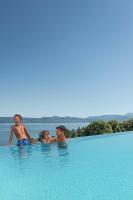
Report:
9,114,32,146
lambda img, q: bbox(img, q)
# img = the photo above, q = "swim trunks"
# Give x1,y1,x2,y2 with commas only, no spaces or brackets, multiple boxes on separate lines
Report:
17,139,30,146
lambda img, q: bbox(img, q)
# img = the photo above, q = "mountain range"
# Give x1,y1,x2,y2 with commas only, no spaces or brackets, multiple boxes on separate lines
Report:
0,113,133,123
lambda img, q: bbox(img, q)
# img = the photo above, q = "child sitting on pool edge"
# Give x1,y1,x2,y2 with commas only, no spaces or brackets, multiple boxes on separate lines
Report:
9,114,32,146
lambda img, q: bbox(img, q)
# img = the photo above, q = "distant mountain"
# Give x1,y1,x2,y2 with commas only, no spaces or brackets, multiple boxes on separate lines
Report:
85,115,127,122
0,116,85,123
0,113,133,123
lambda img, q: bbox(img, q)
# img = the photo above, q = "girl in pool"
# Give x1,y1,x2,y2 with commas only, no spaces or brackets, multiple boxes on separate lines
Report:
38,130,52,143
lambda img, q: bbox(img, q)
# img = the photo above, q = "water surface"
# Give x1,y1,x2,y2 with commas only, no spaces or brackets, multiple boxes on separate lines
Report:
0,132,133,200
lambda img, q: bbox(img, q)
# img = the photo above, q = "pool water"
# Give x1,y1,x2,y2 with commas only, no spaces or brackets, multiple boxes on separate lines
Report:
1,132,133,200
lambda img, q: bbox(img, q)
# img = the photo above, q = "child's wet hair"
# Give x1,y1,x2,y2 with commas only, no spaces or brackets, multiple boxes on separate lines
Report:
14,114,22,120
39,130,50,139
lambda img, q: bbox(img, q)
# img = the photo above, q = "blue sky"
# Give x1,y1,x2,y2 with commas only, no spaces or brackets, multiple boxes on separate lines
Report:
0,0,133,117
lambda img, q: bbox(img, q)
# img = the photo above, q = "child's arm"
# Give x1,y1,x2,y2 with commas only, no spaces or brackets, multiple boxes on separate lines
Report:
31,138,38,144
23,125,32,143
9,126,14,145
50,137,57,142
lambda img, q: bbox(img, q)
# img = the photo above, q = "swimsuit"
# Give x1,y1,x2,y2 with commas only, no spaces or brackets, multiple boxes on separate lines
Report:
14,124,30,146
17,139,30,146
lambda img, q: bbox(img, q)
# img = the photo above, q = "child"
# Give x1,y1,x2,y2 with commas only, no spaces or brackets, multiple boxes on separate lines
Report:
38,130,52,143
9,114,32,146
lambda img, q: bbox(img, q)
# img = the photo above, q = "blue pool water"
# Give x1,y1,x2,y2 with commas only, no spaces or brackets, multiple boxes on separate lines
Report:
1,132,133,200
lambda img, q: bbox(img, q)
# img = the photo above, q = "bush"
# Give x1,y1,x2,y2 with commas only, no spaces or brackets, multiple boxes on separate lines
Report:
108,120,121,133
87,121,112,135
67,119,133,138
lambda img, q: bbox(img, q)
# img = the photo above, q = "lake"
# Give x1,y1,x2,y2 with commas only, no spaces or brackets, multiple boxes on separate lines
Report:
0,123,88,146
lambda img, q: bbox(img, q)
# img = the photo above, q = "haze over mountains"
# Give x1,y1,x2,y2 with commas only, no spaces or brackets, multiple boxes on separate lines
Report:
0,113,133,123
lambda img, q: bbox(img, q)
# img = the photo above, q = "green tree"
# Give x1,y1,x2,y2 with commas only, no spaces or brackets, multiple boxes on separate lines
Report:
122,120,133,131
67,129,77,138
108,120,121,133
119,122,126,132
86,120,112,135
67,118,133,139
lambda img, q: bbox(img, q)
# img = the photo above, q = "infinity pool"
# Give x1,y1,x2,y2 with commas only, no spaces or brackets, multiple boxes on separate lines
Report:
1,132,133,200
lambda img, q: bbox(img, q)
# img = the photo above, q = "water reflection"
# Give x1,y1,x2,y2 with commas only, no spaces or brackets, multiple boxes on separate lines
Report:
40,143,52,157
9,144,33,171
9,142,70,169
57,142,68,149
10,144,32,160
56,142,69,167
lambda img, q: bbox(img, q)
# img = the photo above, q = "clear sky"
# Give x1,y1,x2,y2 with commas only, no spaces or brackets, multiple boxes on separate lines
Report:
0,0,133,117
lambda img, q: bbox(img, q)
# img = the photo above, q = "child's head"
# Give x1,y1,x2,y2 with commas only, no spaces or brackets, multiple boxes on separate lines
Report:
39,130,50,140
14,114,22,124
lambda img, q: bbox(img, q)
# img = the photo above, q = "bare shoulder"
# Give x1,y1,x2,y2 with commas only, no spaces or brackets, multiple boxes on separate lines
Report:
22,123,26,128
11,125,15,131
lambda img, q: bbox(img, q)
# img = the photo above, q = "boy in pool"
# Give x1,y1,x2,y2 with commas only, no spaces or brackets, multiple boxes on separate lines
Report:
38,130,52,143
9,114,32,146
52,125,67,142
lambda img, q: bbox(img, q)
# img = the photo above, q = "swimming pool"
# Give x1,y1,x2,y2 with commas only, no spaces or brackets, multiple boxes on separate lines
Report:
1,132,133,200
